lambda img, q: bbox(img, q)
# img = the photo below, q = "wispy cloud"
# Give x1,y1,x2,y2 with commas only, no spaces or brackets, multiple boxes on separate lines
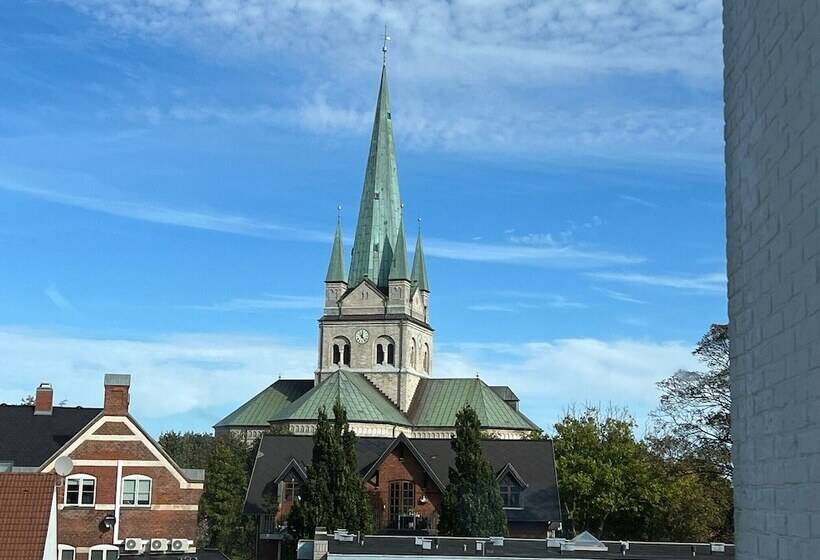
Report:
44,284,75,311
55,0,724,163
187,294,322,313
468,291,587,313
427,238,642,268
1,181,643,269
589,271,727,295
593,286,648,305
0,181,329,243
619,195,658,209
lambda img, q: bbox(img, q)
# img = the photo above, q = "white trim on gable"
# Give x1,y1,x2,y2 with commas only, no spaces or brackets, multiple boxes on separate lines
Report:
40,416,203,490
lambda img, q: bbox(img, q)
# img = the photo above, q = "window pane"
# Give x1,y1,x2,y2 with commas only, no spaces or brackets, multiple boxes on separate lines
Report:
60,549,75,560
66,479,79,505
122,479,135,505
80,479,95,505
90,551,103,560
105,550,119,560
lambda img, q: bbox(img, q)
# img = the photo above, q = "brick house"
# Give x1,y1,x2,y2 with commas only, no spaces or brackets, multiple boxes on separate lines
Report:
0,375,204,559
244,434,561,560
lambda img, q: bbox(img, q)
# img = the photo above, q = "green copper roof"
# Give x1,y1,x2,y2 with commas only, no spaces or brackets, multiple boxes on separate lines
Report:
408,378,539,430
348,64,403,289
270,371,409,426
411,231,429,291
214,379,314,428
326,218,346,283
389,216,409,280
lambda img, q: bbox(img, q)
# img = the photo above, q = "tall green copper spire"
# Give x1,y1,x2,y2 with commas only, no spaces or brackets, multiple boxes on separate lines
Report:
411,226,429,292
326,213,346,283
389,214,409,280
348,62,403,289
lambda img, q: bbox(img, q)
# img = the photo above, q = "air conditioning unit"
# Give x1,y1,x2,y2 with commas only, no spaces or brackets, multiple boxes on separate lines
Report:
148,538,169,553
123,538,145,553
170,538,191,552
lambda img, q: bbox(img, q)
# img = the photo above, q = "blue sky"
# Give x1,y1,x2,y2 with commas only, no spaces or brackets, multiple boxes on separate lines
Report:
0,1,727,436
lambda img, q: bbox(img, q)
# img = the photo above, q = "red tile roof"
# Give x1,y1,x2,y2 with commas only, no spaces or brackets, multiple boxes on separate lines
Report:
0,473,56,560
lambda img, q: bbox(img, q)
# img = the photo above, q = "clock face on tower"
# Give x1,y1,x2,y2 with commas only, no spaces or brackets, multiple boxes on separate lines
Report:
355,329,370,344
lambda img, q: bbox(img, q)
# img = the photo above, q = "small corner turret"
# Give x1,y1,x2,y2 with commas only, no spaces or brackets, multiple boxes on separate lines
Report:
324,211,347,317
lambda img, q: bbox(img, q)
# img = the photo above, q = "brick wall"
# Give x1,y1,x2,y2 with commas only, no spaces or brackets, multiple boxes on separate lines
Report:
51,416,202,559
367,448,441,531
724,1,820,558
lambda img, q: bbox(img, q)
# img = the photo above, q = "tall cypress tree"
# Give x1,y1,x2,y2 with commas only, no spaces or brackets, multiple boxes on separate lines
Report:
439,405,508,537
290,402,373,536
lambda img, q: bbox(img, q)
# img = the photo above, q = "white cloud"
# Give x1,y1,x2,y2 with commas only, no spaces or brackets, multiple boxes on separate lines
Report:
437,337,700,432
589,271,727,295
45,284,76,311
57,0,724,162
0,326,698,435
0,327,314,434
469,292,587,312
187,294,322,312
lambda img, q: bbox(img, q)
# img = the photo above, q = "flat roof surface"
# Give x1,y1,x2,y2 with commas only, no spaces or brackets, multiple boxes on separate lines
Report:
327,535,734,560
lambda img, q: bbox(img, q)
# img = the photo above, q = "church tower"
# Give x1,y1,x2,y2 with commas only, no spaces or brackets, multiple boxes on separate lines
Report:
316,60,432,413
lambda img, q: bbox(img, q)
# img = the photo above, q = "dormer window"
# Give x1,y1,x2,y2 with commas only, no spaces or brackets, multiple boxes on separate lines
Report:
497,466,527,509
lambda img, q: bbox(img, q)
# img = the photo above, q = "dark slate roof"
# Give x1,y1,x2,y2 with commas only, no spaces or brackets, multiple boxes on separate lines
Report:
489,385,519,403
327,535,735,559
245,435,560,524
0,404,101,467
215,379,313,428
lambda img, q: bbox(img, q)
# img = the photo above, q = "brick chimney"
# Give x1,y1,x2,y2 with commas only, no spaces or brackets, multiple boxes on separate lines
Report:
103,374,131,416
33,383,53,416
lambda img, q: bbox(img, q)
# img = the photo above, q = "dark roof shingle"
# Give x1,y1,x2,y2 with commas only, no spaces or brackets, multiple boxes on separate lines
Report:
0,405,101,467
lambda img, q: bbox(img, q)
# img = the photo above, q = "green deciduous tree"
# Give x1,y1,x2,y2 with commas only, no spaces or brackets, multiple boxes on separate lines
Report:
290,402,373,537
439,405,507,537
553,407,658,539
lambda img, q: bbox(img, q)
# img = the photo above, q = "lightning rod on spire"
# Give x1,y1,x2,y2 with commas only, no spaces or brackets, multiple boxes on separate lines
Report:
382,25,391,64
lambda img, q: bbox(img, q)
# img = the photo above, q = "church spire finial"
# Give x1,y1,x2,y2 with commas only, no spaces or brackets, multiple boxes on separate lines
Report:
382,25,390,65
326,206,346,283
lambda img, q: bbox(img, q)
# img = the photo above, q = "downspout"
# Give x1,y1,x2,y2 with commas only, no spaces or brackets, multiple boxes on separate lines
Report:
114,460,123,544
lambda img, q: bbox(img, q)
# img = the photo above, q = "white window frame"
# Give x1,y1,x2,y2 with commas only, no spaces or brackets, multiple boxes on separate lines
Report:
88,544,119,560
58,544,76,560
64,474,96,507
121,474,152,507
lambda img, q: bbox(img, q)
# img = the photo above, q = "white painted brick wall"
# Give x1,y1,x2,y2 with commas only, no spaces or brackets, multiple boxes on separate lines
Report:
724,1,820,558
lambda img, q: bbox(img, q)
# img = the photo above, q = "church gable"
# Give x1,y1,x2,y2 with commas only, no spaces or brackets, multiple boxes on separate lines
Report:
339,278,387,315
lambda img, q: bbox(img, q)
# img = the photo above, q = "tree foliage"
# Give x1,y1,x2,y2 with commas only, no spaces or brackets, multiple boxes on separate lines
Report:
553,407,658,539
159,431,215,469
439,405,507,537
289,402,373,537
651,323,731,477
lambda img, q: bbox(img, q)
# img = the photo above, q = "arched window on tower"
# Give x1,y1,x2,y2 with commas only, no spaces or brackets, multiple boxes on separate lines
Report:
376,336,396,367
410,338,417,369
423,343,430,373
332,337,351,367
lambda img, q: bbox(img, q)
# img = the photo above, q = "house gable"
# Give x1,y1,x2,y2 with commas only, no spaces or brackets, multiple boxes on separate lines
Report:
338,278,387,315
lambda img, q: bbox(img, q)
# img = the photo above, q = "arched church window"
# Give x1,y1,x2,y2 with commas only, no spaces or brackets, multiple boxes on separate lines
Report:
423,344,430,373
410,339,417,369
376,336,395,367
332,337,351,367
